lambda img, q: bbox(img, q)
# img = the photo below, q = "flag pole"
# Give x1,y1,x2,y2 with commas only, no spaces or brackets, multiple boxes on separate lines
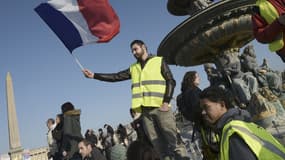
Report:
72,54,84,71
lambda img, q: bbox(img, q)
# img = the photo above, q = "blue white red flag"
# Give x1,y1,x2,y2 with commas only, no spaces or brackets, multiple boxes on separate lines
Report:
35,0,120,53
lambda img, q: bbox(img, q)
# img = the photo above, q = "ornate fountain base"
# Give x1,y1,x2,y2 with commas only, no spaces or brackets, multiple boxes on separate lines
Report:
158,0,256,66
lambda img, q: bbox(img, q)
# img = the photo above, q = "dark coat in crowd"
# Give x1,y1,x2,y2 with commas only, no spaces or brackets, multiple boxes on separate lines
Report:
61,103,83,160
83,147,106,160
178,86,202,123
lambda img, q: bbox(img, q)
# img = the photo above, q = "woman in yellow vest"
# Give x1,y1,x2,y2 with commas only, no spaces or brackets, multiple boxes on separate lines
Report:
200,86,285,160
252,0,285,63
82,40,188,160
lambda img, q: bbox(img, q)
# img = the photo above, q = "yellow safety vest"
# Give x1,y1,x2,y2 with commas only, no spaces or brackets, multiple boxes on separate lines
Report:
220,120,285,160
130,56,166,110
257,0,284,52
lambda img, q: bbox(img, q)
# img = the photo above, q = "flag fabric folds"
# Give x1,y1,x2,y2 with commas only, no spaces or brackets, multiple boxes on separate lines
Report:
35,0,120,52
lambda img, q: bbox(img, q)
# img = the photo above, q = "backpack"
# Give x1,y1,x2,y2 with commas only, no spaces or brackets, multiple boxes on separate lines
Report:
176,87,202,122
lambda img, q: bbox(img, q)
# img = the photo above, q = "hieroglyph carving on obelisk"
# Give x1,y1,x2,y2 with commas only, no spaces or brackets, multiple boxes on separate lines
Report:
6,72,23,160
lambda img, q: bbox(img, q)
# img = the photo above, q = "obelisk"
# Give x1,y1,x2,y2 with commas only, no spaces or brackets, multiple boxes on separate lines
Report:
6,72,23,160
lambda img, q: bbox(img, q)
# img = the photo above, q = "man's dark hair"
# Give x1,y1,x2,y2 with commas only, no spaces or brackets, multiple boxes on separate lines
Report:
61,101,75,113
130,40,145,48
84,130,97,148
80,139,93,147
199,86,234,109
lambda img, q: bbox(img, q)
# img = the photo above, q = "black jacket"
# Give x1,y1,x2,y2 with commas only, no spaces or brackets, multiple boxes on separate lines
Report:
93,56,176,103
179,86,202,122
215,108,257,160
62,109,83,159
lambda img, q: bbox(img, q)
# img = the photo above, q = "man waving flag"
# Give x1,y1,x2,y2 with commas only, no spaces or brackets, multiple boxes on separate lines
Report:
35,0,120,53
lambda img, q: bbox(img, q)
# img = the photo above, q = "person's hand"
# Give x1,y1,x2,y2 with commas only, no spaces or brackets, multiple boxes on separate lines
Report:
159,102,170,112
278,14,285,26
82,69,94,78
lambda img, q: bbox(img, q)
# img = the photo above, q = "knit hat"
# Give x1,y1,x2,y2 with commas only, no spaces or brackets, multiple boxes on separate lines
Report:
61,102,74,113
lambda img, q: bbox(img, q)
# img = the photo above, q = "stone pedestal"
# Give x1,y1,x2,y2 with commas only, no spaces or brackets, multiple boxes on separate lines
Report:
8,148,23,160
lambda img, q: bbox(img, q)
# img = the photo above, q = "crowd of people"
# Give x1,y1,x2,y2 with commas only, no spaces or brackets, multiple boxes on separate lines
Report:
176,47,285,159
44,1,285,159
45,101,161,160
44,39,285,160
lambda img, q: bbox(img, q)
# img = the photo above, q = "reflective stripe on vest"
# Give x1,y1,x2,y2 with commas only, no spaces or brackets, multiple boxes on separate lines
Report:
257,0,284,51
130,57,166,109
220,120,285,160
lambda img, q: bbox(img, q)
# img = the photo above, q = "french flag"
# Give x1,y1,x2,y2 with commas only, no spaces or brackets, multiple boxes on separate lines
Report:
35,0,120,52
